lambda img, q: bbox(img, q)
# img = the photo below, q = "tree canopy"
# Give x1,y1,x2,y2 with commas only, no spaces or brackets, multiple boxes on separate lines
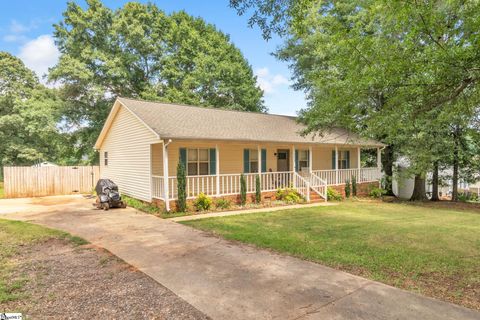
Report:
231,0,480,200
50,0,265,162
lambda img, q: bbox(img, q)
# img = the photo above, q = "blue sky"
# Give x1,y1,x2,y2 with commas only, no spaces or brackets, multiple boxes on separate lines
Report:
0,0,306,115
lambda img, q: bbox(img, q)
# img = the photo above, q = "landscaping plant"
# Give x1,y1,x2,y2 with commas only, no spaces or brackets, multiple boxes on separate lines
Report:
240,174,247,205
215,198,232,210
369,187,386,199
326,187,342,201
351,175,357,197
255,174,261,203
176,162,187,212
275,187,302,204
193,193,212,211
344,178,351,198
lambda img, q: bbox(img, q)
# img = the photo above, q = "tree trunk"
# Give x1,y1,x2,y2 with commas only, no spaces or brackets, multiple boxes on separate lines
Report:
451,126,460,202
381,145,395,196
431,161,439,201
410,174,427,201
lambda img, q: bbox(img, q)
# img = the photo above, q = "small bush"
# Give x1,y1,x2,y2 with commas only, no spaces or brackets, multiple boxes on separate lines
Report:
369,187,386,198
276,187,302,204
255,174,261,203
240,174,247,206
215,198,232,210
345,178,351,198
351,175,357,197
327,187,342,201
123,195,161,214
193,192,212,211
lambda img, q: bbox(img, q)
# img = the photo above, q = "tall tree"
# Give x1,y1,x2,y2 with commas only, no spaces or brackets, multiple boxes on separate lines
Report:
231,0,480,200
50,0,265,162
0,52,65,167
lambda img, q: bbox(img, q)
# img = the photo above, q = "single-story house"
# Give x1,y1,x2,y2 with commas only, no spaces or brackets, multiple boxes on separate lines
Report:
94,97,384,211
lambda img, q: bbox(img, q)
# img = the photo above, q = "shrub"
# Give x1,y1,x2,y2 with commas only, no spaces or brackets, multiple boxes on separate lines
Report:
215,198,232,210
193,192,212,211
327,187,342,201
176,162,187,212
276,187,302,204
240,174,247,205
345,178,351,198
351,175,357,197
369,187,387,198
255,174,261,203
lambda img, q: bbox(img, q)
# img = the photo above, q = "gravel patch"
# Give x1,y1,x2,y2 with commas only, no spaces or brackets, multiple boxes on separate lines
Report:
3,239,209,319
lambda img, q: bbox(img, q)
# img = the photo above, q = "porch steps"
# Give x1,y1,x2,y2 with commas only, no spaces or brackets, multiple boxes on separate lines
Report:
309,191,326,203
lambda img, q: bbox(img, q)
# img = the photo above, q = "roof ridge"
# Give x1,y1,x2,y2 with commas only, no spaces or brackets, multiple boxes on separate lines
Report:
117,96,299,120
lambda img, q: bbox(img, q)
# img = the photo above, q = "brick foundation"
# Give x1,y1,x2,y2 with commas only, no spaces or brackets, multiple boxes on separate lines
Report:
152,181,379,212
329,181,379,198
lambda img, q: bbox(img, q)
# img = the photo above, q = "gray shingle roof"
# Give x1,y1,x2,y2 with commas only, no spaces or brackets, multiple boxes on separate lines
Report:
118,97,384,146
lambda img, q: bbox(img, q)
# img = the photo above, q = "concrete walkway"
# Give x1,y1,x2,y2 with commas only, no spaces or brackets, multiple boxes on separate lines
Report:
170,201,337,222
2,196,479,320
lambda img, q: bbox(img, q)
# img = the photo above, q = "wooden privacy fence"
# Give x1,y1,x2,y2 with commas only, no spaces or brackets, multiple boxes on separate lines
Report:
3,166,100,198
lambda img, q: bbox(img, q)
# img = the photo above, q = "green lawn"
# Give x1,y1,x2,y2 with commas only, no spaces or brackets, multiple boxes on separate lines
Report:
183,201,480,310
0,219,86,303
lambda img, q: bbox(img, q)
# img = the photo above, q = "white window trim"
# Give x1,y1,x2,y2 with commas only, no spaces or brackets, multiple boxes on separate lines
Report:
298,149,309,171
338,150,349,169
249,149,258,173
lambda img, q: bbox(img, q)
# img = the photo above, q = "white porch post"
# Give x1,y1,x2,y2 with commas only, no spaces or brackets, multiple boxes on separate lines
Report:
377,147,382,172
308,145,313,174
292,145,296,187
216,144,220,196
335,145,339,185
162,142,170,212
357,146,361,182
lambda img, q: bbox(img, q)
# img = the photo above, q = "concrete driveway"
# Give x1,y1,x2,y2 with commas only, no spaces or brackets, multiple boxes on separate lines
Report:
2,195,479,320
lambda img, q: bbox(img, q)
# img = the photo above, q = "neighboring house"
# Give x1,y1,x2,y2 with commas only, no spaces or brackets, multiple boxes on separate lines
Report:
94,98,384,210
393,158,476,199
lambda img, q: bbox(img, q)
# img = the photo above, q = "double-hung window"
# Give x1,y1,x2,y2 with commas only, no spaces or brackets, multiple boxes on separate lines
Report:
338,151,350,169
187,148,209,176
104,151,108,166
298,150,309,171
248,149,259,173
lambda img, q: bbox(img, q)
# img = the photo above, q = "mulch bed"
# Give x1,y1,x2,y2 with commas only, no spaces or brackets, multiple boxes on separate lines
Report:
3,239,209,319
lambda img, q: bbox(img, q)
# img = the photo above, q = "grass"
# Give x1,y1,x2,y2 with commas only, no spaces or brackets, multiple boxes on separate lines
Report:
183,201,480,309
122,195,194,218
0,219,87,303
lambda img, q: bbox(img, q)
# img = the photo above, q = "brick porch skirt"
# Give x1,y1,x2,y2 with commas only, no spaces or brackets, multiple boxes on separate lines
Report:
151,181,380,212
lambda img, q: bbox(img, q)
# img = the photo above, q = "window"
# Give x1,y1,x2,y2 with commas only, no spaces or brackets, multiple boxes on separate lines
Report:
338,151,349,169
187,149,209,176
298,150,309,171
249,149,258,173
104,151,108,166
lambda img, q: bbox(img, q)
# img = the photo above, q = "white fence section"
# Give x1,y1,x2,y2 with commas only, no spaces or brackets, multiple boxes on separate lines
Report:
3,166,99,198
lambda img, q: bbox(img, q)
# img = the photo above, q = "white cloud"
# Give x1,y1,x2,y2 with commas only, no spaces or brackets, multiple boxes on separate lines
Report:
255,67,290,94
19,35,59,80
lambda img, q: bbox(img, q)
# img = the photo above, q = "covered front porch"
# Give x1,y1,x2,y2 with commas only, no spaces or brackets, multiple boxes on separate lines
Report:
150,140,382,210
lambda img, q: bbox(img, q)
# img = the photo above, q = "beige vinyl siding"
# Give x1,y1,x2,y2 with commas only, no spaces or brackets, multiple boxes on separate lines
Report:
99,106,159,201
150,140,360,176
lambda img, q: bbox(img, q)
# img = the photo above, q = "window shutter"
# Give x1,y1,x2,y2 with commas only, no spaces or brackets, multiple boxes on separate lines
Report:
209,148,216,175
332,150,336,169
179,148,187,168
243,149,250,173
346,151,350,169
295,149,299,172
261,149,267,172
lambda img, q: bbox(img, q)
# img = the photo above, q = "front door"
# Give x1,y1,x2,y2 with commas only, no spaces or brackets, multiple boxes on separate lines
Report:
277,149,290,171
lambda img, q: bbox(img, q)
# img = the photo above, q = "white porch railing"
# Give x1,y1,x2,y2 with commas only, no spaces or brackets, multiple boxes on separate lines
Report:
152,168,380,201
312,167,381,185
